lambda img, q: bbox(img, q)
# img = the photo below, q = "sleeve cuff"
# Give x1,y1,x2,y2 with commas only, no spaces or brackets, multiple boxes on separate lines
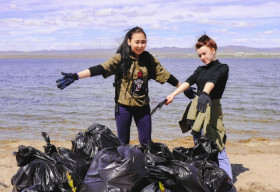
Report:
167,74,179,86
88,65,105,77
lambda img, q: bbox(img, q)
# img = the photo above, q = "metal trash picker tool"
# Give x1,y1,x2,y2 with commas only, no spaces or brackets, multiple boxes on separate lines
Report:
150,99,167,115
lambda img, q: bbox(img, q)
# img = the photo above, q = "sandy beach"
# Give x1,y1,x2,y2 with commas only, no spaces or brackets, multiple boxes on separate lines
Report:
1,137,280,192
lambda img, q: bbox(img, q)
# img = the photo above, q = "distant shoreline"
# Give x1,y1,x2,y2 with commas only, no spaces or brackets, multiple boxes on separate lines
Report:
0,46,280,59
0,53,279,59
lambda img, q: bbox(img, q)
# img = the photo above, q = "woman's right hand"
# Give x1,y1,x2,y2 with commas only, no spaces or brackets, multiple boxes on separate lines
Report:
165,82,191,105
56,72,79,90
165,94,175,105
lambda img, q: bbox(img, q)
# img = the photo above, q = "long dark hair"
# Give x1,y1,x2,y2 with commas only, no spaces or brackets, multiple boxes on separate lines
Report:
116,27,147,77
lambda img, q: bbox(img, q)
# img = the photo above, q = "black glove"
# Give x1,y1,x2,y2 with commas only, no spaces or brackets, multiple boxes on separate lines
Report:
183,87,197,99
56,72,79,90
196,92,212,113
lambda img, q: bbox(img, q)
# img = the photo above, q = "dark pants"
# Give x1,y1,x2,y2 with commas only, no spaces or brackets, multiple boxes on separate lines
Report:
115,105,151,146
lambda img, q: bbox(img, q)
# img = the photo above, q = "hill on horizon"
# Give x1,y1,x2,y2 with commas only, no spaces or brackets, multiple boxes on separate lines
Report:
0,45,279,58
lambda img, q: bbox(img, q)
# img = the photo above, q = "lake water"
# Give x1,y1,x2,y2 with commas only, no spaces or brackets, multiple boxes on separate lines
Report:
0,57,279,141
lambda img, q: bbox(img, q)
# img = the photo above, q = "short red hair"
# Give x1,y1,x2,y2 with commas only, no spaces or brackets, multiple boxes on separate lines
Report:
195,35,217,51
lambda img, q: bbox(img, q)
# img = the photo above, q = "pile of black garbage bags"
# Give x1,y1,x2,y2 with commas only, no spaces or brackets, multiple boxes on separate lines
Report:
11,123,236,192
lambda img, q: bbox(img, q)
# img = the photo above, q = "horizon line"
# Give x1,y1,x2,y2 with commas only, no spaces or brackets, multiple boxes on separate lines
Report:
1,45,280,52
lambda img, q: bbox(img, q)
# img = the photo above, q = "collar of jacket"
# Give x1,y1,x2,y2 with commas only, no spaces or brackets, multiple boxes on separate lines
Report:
130,53,137,60
130,51,149,61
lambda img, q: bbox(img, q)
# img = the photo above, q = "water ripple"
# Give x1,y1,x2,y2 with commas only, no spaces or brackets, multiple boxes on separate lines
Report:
1,58,279,141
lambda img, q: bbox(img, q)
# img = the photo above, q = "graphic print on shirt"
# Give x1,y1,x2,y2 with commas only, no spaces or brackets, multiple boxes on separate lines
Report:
131,70,146,95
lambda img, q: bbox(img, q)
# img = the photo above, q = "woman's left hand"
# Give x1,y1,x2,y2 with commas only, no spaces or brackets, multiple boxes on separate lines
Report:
197,92,212,112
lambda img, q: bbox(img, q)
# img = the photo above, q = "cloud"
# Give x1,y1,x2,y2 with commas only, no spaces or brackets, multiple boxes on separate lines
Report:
264,29,278,34
172,15,184,20
257,29,279,38
95,8,115,16
0,0,279,50
199,19,221,24
232,21,257,28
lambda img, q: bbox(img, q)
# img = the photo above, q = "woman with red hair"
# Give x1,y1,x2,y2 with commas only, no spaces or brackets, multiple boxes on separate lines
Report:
166,34,233,180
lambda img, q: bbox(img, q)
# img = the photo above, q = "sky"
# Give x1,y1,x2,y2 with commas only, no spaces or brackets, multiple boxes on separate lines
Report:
0,0,279,51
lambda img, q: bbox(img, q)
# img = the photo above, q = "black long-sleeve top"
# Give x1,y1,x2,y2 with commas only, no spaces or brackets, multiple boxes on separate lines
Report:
186,60,229,99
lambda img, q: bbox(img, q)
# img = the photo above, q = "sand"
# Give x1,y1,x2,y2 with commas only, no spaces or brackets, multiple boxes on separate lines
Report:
0,137,280,192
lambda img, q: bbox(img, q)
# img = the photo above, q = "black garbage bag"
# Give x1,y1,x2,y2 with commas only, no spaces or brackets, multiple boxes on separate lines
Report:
21,184,45,192
146,160,210,192
43,131,88,191
71,123,121,166
42,131,58,156
144,141,174,165
190,160,236,192
12,132,88,192
13,144,55,167
172,136,235,192
83,145,147,192
143,141,209,192
173,136,219,164
53,147,88,191
141,182,172,192
11,146,62,192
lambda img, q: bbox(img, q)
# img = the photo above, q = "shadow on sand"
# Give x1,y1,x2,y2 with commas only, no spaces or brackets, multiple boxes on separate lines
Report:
231,163,249,183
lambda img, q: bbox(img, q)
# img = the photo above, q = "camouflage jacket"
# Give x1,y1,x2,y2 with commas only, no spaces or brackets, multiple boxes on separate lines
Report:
101,51,171,107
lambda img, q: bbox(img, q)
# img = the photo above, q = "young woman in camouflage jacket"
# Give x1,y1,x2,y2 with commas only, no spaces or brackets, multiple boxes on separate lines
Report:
56,27,180,146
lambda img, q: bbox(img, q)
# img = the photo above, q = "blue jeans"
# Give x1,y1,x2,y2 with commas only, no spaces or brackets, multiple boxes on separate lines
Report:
193,131,233,180
218,148,233,180
115,105,151,146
